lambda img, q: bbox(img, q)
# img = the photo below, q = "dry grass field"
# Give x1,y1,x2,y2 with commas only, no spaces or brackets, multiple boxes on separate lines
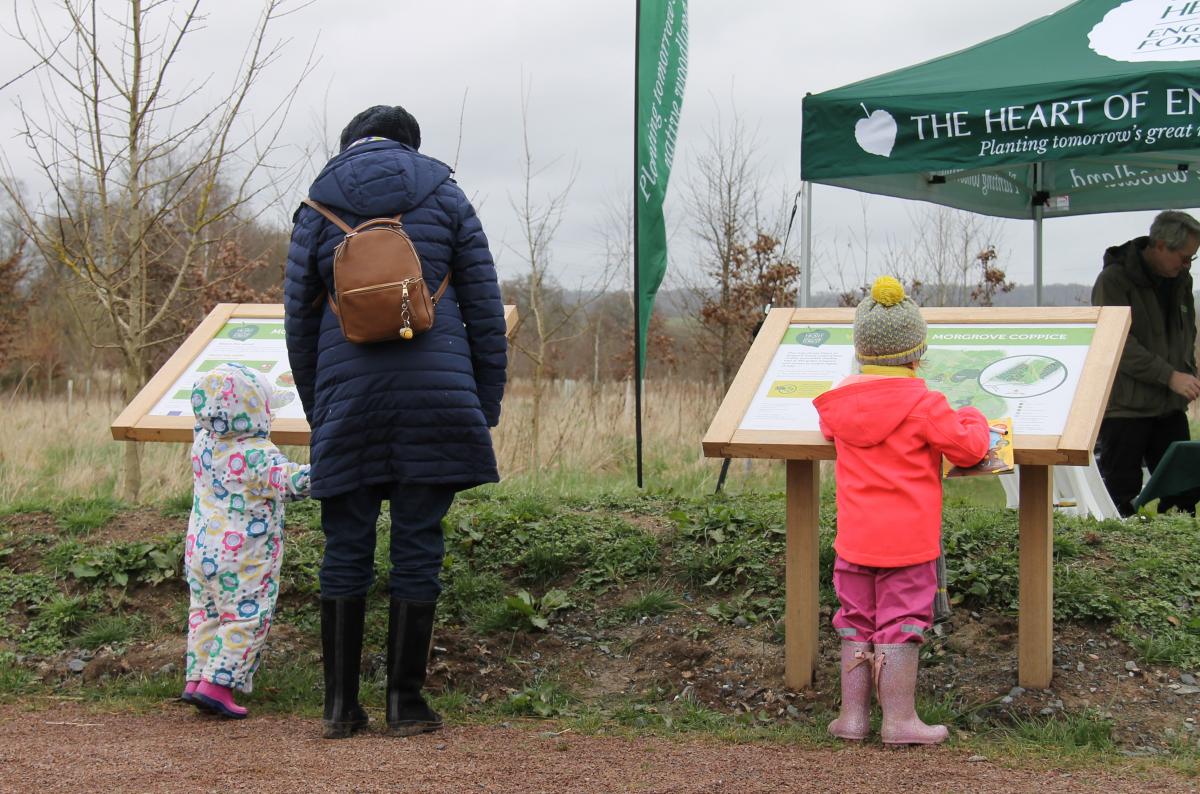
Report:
1,378,784,504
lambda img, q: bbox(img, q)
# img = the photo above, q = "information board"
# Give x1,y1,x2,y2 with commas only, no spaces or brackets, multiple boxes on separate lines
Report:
149,318,305,420
739,323,1095,436
112,303,518,445
703,307,1130,467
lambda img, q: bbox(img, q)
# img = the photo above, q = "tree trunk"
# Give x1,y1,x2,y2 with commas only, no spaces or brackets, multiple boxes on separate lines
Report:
531,361,543,472
121,358,144,502
719,326,731,392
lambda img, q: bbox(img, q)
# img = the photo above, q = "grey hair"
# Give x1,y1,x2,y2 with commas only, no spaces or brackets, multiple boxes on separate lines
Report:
1149,210,1200,250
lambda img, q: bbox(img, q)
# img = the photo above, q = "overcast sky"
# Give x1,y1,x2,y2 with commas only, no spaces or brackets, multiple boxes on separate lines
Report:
0,0,1188,298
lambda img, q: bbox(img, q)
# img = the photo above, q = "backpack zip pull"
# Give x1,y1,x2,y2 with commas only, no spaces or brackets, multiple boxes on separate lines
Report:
399,282,414,340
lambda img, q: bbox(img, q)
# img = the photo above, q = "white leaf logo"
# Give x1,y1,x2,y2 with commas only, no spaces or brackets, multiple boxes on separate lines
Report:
1089,0,1200,63
854,104,897,158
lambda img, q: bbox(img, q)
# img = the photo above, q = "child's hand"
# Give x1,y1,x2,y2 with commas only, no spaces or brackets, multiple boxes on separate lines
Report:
270,461,312,501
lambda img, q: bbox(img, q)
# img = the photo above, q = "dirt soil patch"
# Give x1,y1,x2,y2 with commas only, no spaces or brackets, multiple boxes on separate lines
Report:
0,702,1195,793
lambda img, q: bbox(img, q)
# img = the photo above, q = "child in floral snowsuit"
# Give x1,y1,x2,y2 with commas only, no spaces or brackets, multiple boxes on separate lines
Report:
182,362,310,718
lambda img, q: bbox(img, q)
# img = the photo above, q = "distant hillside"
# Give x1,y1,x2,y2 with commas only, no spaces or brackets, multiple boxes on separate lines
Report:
983,283,1092,307
655,283,1097,313
546,282,1200,315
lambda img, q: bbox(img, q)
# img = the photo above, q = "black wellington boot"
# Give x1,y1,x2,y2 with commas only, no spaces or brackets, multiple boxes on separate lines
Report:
321,597,370,739
386,599,443,736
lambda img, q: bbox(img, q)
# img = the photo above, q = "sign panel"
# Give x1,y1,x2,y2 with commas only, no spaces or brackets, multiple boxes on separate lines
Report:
112,303,518,445
703,307,1130,467
149,318,304,419
739,323,1096,436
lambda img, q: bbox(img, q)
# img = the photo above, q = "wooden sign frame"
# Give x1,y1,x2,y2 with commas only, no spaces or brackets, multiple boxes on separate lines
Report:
111,302,519,446
703,306,1131,691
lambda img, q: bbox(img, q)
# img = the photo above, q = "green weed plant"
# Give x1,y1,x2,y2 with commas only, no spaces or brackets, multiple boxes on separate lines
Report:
73,542,179,589
77,613,146,650
477,588,573,634
498,678,576,718
616,589,681,621
446,498,660,593
668,495,790,594
54,496,125,534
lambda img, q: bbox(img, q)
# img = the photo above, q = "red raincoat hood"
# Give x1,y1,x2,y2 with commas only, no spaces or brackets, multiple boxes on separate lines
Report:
813,376,928,448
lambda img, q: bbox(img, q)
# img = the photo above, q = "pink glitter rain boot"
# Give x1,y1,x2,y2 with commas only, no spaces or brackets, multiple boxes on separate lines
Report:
874,643,948,745
194,680,248,720
827,641,873,741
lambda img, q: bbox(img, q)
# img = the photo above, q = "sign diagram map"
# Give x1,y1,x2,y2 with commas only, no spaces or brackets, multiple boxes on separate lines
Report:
148,319,305,420
738,323,1095,435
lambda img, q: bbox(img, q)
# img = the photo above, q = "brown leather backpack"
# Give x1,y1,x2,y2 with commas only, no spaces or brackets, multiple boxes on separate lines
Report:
302,198,450,344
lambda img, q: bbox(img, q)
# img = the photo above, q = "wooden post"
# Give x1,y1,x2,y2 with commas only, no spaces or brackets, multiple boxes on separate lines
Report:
1018,464,1054,688
785,459,820,689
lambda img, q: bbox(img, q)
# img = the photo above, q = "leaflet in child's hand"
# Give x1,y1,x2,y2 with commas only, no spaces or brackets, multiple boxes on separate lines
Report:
943,416,1014,478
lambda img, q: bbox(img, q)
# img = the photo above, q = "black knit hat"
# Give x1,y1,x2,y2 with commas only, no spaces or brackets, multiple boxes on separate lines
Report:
338,105,421,151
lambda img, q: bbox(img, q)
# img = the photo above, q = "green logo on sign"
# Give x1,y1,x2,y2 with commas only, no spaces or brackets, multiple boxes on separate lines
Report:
798,330,830,348
229,325,259,341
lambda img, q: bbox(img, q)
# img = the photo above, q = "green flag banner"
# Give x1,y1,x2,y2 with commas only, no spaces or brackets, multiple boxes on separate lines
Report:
636,0,688,377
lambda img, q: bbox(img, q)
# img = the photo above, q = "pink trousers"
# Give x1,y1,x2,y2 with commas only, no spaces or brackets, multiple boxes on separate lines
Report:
831,556,936,645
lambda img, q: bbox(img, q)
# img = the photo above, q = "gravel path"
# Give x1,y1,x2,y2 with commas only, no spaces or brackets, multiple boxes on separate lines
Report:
0,703,1196,793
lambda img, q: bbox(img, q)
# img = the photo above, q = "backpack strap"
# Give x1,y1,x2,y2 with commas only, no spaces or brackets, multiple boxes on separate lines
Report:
431,273,451,305
301,198,356,235
303,196,452,307
304,197,406,232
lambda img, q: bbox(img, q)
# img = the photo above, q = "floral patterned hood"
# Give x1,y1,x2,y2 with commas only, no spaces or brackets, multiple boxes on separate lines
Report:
191,363,273,439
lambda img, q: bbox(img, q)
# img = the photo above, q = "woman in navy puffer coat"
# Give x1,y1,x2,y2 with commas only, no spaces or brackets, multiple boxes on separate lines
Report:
284,105,506,740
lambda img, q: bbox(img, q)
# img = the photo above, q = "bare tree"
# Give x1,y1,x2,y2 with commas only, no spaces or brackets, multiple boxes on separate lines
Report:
906,206,1005,306
820,198,905,304
0,228,28,374
0,24,70,93
505,79,599,471
589,190,677,385
685,108,800,389
584,193,633,389
0,0,311,500
822,201,1005,308
685,108,757,390
969,244,1015,307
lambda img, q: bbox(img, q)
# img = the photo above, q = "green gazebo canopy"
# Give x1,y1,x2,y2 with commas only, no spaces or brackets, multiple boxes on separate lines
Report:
801,0,1200,220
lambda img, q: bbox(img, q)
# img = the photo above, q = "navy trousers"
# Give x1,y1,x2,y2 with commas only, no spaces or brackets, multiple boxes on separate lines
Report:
319,482,457,601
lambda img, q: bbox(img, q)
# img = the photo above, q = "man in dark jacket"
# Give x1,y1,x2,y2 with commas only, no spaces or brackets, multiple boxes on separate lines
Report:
1092,210,1200,517
284,105,506,739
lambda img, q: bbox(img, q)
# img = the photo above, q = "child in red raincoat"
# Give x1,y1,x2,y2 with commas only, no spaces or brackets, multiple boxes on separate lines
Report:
813,276,989,745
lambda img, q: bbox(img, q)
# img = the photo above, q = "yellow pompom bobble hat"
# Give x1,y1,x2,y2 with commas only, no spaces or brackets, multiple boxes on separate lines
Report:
853,275,928,365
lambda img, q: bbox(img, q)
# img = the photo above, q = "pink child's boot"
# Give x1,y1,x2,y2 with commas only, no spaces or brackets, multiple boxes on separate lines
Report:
874,643,948,745
183,680,216,713
194,680,248,719
827,641,873,740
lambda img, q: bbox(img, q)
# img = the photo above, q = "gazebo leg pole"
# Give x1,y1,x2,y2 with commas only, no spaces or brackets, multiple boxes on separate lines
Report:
1018,463,1054,688
800,181,813,309
1033,162,1045,307
785,459,820,689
